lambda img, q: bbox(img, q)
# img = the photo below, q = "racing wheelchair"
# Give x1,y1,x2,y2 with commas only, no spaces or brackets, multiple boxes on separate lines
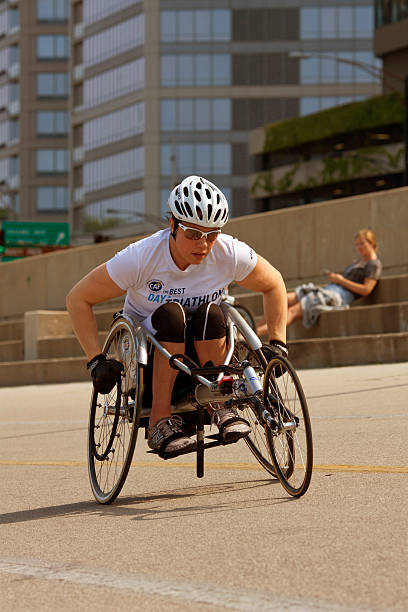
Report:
87,303,313,504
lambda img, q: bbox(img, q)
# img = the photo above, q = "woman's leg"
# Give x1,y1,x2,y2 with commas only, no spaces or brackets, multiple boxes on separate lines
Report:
287,291,298,306
257,290,300,336
287,302,303,326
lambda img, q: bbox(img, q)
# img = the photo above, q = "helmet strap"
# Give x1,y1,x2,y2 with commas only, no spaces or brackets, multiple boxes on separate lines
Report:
170,215,179,240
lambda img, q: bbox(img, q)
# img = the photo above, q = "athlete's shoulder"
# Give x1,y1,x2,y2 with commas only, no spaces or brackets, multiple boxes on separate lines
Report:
116,228,169,254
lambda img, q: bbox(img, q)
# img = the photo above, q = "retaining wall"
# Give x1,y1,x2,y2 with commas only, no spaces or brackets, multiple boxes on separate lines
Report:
1,187,407,319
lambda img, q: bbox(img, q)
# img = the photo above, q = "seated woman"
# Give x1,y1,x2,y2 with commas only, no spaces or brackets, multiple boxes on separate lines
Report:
257,228,382,334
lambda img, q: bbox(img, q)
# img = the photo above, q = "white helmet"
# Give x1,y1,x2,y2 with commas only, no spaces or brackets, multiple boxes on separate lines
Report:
168,176,229,228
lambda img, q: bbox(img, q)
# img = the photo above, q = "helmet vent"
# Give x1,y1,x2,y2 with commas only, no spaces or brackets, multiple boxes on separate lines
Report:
205,188,211,200
174,200,183,216
207,203,213,219
213,209,221,223
183,186,189,196
184,201,193,217
196,206,203,220
194,190,201,202
217,194,220,204
196,182,202,189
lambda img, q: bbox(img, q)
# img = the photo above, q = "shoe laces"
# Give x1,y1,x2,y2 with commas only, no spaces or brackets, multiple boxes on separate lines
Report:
208,402,235,429
154,415,183,437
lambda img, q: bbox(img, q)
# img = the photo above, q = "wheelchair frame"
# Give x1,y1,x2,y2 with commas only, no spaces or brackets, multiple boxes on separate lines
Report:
87,303,313,504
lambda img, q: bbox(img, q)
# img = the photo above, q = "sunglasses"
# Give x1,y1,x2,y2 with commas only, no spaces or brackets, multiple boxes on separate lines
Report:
178,223,221,242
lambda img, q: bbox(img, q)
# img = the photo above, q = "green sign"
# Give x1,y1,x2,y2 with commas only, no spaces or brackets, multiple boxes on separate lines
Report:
1,221,70,247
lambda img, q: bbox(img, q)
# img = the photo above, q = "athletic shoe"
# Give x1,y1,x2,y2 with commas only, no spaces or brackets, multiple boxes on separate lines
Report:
208,403,251,442
148,415,196,458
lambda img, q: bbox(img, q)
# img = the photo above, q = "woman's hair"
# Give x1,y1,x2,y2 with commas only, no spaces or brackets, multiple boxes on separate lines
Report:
355,228,378,253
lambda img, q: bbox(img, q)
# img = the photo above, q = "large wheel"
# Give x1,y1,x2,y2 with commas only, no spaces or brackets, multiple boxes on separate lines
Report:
230,342,278,477
262,355,313,497
88,317,143,504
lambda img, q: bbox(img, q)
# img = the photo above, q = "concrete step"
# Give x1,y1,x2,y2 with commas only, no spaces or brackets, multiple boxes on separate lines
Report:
288,332,408,370
0,339,23,362
0,318,24,341
0,357,88,387
287,301,408,340
2,332,407,386
357,274,408,305
36,332,107,359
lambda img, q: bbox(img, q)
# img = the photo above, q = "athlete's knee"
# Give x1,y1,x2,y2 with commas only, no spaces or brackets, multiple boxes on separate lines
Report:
192,302,226,340
151,302,186,342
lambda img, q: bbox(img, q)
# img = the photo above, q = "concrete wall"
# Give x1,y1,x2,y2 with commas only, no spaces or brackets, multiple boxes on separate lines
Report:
1,186,407,319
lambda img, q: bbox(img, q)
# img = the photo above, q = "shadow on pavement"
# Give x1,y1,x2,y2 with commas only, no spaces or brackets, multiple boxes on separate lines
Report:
0,478,292,525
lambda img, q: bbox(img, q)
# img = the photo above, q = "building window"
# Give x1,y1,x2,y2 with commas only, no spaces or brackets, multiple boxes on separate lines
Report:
0,120,19,146
301,6,374,39
300,52,382,84
83,59,144,108
83,15,144,67
83,103,144,151
161,144,231,176
300,96,366,116
375,0,408,27
0,8,19,34
37,149,68,174
37,35,69,60
83,148,144,192
161,99,231,131
161,54,230,87
37,186,68,211
37,111,69,136
37,73,69,97
0,45,19,72
161,9,231,41
83,191,145,231
37,0,68,22
83,0,141,26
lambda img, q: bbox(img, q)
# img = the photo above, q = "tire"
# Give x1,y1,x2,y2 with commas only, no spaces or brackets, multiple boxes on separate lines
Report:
262,355,313,497
230,342,278,477
88,317,143,504
233,303,256,332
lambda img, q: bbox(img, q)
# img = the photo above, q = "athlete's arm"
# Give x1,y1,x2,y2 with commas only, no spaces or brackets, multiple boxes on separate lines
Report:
237,255,287,343
66,263,125,360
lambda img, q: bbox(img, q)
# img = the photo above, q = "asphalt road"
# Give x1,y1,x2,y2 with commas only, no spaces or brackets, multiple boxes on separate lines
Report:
0,362,407,612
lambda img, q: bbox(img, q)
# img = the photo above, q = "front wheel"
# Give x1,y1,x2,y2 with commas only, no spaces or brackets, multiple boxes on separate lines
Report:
88,317,143,504
262,355,313,497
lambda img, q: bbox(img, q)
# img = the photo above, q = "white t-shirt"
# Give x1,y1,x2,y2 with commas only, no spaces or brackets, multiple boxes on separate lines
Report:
106,228,257,322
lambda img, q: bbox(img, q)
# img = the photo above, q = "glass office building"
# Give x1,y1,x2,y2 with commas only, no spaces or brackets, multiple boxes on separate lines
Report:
0,0,69,222
374,1,408,94
70,0,380,238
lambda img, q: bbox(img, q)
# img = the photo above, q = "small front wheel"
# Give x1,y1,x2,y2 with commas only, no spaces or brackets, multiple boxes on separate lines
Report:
262,355,313,497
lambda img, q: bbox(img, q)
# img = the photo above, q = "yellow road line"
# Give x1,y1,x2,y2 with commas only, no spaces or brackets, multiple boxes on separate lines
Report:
0,459,407,474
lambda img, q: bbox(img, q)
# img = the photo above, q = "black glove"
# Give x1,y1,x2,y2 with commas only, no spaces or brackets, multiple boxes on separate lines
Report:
87,354,124,395
267,340,289,378
268,340,288,359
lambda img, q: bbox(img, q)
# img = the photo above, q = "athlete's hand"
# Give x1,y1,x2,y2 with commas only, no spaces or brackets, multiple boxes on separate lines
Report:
87,354,123,395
